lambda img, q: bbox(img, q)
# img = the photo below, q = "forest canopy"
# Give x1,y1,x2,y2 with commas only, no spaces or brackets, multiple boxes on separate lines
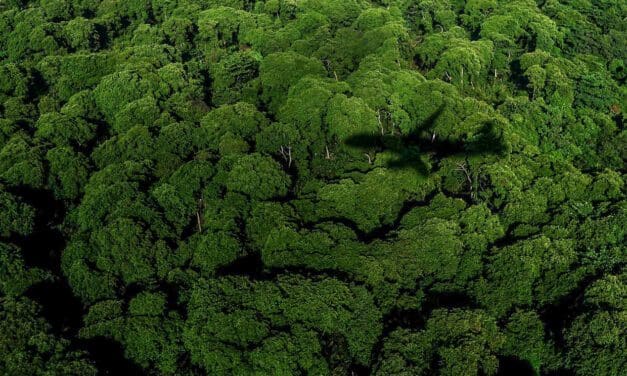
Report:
0,0,625,375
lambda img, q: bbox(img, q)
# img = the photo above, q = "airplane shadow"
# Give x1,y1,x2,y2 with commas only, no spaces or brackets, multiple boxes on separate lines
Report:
345,107,507,174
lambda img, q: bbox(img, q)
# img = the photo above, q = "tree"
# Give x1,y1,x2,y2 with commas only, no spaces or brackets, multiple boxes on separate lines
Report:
35,111,96,147
0,297,97,376
476,236,583,318
259,51,326,113
46,147,90,200
153,121,199,177
375,309,504,376
161,16,195,54
261,223,365,277
0,63,31,99
90,217,169,287
153,160,214,226
40,0,72,21
183,275,382,374
0,189,35,237
501,310,558,373
0,242,47,297
112,96,160,134
37,53,116,101
245,201,294,251
416,28,494,90
196,6,260,52
404,0,457,34
92,70,155,123
461,0,497,32
479,0,563,69
91,125,156,168
63,17,100,50
210,50,262,105
0,134,45,189
195,102,268,154
0,0,624,374
80,296,184,374
225,153,290,200
187,230,243,275
326,93,380,145
316,167,434,232
565,274,627,376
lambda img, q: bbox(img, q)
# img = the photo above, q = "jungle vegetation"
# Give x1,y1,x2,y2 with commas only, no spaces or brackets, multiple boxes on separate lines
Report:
0,0,625,375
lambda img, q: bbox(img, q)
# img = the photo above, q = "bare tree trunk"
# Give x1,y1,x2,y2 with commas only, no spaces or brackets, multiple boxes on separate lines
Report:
461,66,464,90
196,198,204,232
377,110,384,135
456,162,474,200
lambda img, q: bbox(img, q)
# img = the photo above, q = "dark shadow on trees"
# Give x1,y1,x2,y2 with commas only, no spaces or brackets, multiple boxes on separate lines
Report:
216,250,264,278
349,364,371,376
543,369,576,376
344,106,507,173
321,333,352,376
12,187,86,337
26,279,84,337
421,290,477,312
497,356,536,376
539,273,595,348
8,186,144,374
79,337,145,376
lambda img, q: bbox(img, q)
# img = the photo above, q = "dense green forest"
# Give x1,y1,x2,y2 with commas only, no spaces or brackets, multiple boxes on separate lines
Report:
0,0,625,375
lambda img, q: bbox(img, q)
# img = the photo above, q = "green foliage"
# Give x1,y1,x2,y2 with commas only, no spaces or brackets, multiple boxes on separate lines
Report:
0,0,624,374
46,146,90,200
476,236,583,317
113,96,160,134
405,0,457,33
0,189,35,237
196,102,268,153
260,51,326,113
184,275,382,374
417,27,494,89
196,6,258,50
37,53,116,100
0,243,48,296
0,63,30,98
565,274,627,376
35,111,96,147
225,153,290,200
92,70,154,122
210,50,262,105
91,125,156,168
63,17,100,51
188,230,243,275
502,310,557,372
316,168,432,232
80,298,183,374
0,134,45,188
376,309,505,376
0,298,97,375
326,93,380,142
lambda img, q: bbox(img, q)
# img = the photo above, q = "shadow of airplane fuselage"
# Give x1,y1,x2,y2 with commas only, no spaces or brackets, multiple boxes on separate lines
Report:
344,106,507,173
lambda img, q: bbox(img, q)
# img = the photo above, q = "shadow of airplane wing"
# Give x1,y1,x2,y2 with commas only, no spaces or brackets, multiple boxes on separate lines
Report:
344,106,507,173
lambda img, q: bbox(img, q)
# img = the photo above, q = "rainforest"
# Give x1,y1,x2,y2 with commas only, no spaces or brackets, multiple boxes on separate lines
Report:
0,0,625,375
